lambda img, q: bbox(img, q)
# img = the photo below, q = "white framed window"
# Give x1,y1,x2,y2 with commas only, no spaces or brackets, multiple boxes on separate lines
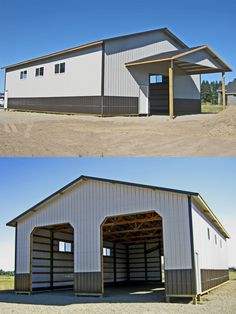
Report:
55,62,65,74
103,247,111,256
59,241,72,253
35,67,44,77
20,70,27,79
149,74,168,84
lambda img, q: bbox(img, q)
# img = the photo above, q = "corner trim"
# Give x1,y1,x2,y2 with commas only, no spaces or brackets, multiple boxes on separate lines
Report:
14,222,17,289
188,195,197,294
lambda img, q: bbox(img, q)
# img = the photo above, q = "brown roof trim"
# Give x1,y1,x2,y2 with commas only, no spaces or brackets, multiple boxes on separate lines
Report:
6,175,229,239
1,27,188,70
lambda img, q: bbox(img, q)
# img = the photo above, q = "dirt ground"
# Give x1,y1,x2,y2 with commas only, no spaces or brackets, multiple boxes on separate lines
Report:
0,106,236,156
0,280,235,314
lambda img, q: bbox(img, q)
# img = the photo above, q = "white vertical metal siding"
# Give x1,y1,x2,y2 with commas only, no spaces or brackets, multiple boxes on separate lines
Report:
192,201,228,270
179,50,223,69
104,30,182,97
15,180,192,274
174,68,200,99
6,46,102,98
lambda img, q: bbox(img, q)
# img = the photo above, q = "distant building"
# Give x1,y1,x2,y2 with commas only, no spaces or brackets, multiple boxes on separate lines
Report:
218,79,236,105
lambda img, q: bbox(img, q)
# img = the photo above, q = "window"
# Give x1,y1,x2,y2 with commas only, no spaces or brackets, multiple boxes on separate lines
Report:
59,241,71,252
55,62,65,74
215,235,217,245
207,227,210,240
35,67,44,77
20,70,27,79
149,74,168,84
103,247,111,256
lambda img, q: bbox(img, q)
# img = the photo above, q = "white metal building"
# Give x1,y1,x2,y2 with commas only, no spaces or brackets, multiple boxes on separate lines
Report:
2,28,232,117
7,175,229,301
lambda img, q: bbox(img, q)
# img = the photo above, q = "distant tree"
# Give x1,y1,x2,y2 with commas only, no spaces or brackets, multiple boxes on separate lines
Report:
201,80,221,104
0,269,14,276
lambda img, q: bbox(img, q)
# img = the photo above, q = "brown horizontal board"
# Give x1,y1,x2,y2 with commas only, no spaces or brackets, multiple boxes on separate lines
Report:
53,238,73,243
53,258,73,262
33,279,74,284
33,241,51,246
32,271,74,275
32,265,50,268
33,234,50,240
33,249,50,253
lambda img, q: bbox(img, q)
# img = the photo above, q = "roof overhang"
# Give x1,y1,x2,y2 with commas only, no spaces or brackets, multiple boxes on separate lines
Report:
6,175,230,239
126,46,232,74
1,41,103,70
192,195,230,239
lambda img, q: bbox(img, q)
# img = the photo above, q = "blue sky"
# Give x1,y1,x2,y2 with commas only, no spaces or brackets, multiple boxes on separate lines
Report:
0,0,236,92
0,157,236,270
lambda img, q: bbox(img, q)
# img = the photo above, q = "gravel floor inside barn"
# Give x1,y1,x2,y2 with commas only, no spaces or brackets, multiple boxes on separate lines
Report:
0,106,236,156
0,279,236,314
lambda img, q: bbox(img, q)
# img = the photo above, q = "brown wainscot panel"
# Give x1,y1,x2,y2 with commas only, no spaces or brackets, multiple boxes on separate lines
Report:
201,269,229,292
15,273,31,292
165,269,196,295
174,99,201,115
74,272,102,295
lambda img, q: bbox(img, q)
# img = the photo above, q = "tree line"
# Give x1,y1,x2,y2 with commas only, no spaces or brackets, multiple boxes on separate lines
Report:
201,80,221,104
0,269,14,276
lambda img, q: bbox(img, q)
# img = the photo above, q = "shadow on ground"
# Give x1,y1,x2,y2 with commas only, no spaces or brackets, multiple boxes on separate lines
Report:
0,283,191,306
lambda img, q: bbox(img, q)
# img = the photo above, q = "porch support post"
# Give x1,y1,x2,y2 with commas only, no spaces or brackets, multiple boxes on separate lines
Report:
169,60,174,119
222,72,226,110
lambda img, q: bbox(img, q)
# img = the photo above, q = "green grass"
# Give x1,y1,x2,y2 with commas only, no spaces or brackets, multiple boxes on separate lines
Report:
229,271,236,280
0,275,14,290
201,102,223,113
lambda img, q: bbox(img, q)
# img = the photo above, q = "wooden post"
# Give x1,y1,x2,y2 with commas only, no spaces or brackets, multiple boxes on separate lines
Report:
169,60,174,119
222,72,226,110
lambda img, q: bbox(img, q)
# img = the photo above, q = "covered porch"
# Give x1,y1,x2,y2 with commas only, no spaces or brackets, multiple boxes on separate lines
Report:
126,46,232,118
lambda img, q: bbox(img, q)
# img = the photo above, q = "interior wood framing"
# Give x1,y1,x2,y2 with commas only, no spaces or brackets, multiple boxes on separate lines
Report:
31,223,74,291
102,211,164,287
103,211,163,245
